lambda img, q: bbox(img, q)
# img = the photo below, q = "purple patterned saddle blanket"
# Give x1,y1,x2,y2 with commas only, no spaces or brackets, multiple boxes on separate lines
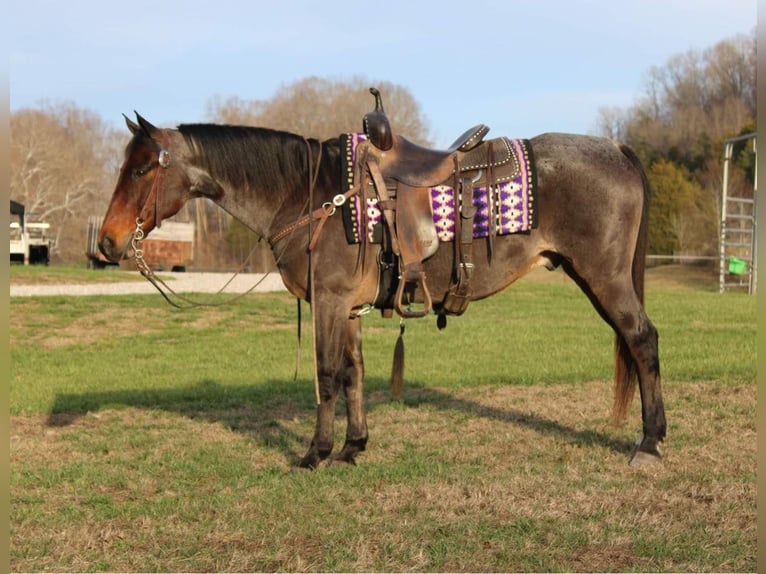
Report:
340,133,537,244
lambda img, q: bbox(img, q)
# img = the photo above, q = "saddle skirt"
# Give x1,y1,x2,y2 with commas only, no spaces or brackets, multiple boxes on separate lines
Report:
340,133,538,245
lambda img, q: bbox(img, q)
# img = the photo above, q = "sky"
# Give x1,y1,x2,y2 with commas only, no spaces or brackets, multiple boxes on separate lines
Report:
8,0,757,147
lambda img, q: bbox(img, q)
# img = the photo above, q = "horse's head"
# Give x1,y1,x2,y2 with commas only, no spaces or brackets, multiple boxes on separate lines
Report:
98,114,189,262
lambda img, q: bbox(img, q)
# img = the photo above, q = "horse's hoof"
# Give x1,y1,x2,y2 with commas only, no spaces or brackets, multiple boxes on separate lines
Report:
629,448,662,467
297,453,321,470
330,447,358,466
629,435,662,467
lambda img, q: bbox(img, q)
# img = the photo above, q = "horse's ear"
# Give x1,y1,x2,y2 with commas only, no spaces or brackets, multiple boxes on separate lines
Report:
124,113,141,134
134,112,159,138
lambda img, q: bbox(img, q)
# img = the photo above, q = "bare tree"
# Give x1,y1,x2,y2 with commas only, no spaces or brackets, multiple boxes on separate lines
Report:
594,32,755,258
208,76,432,144
200,77,432,270
594,106,630,141
10,102,122,263
615,32,755,163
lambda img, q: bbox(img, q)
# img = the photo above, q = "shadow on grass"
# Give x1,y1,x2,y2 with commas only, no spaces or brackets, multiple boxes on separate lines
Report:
46,378,317,465
374,386,634,455
46,376,632,465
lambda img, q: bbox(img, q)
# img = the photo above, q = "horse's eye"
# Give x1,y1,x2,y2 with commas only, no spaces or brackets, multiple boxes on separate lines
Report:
131,166,149,180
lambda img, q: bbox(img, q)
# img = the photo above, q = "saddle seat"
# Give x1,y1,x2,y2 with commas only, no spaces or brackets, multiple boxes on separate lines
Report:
363,87,489,188
379,125,489,187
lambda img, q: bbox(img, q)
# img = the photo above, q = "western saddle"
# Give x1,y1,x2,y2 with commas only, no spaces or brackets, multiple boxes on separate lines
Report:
358,87,515,321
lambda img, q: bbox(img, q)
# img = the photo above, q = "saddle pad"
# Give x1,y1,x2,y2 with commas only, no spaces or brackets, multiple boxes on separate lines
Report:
340,133,537,244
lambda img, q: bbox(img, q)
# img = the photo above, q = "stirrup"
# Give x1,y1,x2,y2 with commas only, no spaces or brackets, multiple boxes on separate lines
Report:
394,268,433,318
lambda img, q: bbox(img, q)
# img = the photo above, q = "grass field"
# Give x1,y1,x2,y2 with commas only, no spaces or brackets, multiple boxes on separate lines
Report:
10,264,756,572
9,264,142,285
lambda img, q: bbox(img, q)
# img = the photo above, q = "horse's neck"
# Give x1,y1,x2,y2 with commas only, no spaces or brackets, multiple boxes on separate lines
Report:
195,148,312,241
204,182,289,242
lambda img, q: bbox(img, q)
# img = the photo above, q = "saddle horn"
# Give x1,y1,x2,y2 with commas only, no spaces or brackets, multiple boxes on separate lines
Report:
363,87,393,151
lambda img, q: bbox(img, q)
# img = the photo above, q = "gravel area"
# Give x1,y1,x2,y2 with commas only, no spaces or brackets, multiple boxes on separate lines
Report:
10,271,287,297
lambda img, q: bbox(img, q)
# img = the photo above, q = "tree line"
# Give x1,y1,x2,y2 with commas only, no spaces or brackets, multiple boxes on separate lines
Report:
9,79,430,268
596,31,755,257
9,32,755,267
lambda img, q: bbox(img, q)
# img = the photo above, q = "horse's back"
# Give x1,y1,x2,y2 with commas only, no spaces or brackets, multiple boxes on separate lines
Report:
419,132,648,303
531,132,646,233
530,132,643,184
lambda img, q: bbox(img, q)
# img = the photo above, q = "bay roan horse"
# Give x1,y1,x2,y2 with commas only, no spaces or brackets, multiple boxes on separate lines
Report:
98,110,665,468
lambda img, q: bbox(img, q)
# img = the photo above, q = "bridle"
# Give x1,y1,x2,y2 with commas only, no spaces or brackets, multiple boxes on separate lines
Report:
135,131,172,235
128,129,274,308
127,131,358,312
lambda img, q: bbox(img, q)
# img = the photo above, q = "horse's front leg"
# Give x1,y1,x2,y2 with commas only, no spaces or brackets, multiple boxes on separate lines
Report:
297,299,349,469
334,317,368,465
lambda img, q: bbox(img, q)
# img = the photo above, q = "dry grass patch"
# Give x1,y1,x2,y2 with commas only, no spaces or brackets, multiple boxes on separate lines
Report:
645,263,719,291
11,379,755,572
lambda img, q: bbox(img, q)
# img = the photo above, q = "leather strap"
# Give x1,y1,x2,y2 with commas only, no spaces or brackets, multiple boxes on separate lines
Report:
366,158,400,255
440,157,475,319
486,140,495,261
307,203,336,251
267,140,371,250
451,157,464,284
268,183,360,247
137,131,171,230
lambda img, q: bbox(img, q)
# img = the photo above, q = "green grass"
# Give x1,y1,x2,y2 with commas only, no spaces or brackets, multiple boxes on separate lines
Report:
10,264,142,285
10,265,756,572
10,268,755,415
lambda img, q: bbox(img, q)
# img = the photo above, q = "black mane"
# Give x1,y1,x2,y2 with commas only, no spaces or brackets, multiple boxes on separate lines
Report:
177,124,313,193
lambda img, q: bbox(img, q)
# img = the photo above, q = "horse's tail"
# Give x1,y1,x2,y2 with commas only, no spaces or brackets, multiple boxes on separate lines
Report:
612,143,650,423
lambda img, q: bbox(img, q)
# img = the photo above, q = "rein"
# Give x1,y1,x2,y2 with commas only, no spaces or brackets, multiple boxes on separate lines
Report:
129,131,271,309
131,228,275,309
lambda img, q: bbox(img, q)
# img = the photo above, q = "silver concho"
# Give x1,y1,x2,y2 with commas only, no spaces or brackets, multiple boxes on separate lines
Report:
158,149,171,168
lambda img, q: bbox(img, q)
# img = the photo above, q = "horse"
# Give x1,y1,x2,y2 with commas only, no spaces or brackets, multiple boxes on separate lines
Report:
98,110,665,469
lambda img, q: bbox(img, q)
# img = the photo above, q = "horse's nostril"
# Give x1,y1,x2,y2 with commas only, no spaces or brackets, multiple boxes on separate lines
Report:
99,235,117,260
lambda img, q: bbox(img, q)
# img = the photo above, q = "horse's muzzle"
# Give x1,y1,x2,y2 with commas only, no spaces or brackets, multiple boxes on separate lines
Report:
98,234,124,262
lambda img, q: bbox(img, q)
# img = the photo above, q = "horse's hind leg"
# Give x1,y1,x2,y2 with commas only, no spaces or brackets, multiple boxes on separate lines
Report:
567,267,665,464
613,289,665,465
